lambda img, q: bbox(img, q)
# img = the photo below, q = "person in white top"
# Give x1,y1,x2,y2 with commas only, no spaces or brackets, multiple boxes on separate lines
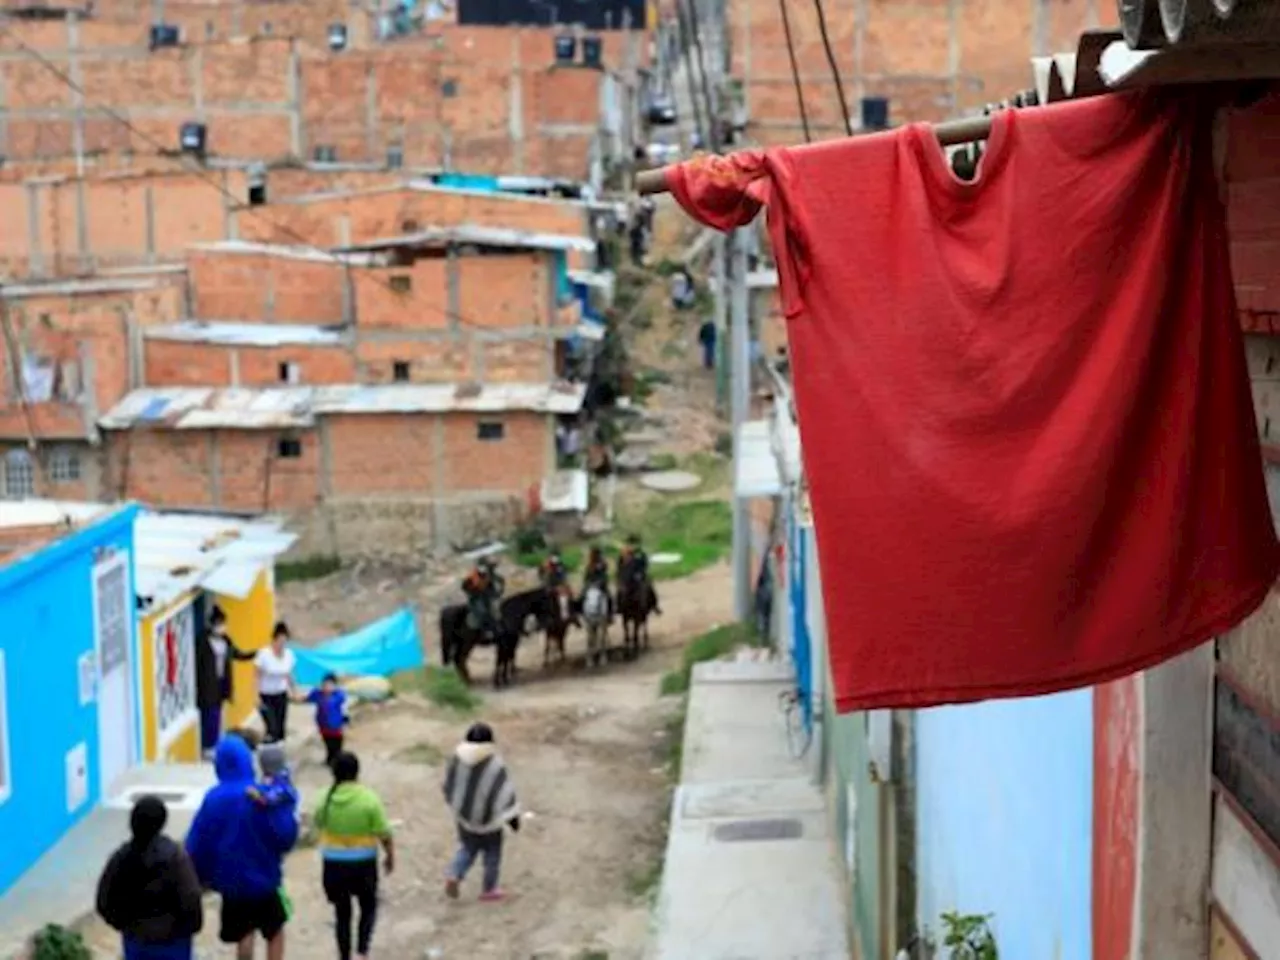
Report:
255,622,297,744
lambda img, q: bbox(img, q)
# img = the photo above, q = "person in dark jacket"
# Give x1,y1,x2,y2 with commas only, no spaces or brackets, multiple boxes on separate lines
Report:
186,735,299,960
96,795,203,960
195,606,254,758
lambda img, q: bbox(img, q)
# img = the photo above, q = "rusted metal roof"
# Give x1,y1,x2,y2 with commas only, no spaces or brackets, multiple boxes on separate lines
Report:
99,382,587,431
338,225,596,255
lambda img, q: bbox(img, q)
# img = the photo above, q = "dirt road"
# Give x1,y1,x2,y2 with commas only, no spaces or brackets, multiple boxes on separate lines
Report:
82,562,732,960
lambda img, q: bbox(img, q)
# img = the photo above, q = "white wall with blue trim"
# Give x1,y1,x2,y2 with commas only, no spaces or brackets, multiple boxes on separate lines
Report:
0,504,140,896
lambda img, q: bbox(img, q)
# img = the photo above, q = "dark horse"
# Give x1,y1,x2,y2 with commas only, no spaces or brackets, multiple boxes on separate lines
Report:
439,589,533,689
538,586,580,668
617,571,658,659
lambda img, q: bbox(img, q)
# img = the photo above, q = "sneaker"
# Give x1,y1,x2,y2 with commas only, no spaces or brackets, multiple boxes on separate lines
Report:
444,877,460,900
479,889,506,902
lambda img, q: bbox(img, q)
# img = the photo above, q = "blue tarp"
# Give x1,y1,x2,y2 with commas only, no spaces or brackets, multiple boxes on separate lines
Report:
432,172,501,192
292,606,424,686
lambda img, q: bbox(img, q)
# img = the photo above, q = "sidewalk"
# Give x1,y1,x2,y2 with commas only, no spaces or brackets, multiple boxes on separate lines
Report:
650,659,850,960
0,764,215,960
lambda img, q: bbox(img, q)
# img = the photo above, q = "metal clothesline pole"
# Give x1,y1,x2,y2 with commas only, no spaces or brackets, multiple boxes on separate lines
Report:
634,113,996,196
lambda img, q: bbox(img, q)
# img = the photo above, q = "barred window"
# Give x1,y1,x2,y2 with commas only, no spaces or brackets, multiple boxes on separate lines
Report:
2,450,34,499
49,447,81,484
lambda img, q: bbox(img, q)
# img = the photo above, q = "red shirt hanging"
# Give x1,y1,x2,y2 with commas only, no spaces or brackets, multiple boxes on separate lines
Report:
668,91,1280,711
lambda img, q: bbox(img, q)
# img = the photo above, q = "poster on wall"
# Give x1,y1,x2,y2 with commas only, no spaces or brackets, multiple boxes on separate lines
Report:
153,603,197,752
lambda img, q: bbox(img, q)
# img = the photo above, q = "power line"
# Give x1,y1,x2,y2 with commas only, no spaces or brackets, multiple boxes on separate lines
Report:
681,0,720,151
778,0,812,143
812,0,853,137
672,0,707,149
0,22,584,338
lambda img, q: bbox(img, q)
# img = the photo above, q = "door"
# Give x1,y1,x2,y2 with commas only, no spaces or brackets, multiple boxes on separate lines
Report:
92,550,135,797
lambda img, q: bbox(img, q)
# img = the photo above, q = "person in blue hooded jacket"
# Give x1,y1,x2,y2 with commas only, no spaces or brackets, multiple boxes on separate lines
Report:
186,736,299,960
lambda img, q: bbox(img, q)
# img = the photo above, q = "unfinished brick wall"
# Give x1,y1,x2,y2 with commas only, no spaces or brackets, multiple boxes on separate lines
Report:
141,339,358,387
0,438,106,501
0,170,244,277
0,30,612,173
187,248,349,323
730,0,1117,145
0,279,185,443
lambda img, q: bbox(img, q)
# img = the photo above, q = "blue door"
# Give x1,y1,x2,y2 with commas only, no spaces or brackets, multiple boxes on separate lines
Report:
789,513,813,729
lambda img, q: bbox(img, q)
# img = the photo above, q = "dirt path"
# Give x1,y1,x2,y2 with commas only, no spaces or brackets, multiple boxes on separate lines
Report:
81,563,732,960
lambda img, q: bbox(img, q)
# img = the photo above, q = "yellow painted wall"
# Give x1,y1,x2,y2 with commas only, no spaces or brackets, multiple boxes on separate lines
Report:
138,591,201,763
216,567,277,730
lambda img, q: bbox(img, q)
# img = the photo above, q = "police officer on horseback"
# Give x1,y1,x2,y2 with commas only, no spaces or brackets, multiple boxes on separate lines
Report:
540,548,568,592
582,544,613,621
462,556,505,638
618,534,662,616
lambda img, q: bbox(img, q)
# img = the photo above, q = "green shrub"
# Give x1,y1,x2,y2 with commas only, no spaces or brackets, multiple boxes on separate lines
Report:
659,622,761,696
393,667,480,713
276,554,341,584
31,926,91,960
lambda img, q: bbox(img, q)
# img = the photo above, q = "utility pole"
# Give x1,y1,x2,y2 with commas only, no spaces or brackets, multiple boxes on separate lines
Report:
729,226,752,622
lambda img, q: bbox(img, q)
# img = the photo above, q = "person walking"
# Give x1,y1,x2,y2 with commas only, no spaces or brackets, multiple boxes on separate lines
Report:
301,673,349,769
186,735,300,960
196,605,254,759
256,622,297,744
96,796,203,960
313,752,395,960
698,319,718,371
442,722,521,902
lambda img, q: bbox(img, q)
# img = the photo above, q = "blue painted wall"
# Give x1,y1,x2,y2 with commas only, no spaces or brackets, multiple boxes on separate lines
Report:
787,512,813,728
915,689,1093,960
0,505,138,895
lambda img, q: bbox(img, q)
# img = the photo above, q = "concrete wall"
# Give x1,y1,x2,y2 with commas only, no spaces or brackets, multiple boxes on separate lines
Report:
0,504,138,895
915,689,1094,960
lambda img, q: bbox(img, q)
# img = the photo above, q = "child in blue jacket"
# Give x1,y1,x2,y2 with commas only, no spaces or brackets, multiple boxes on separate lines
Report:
303,673,349,768
185,736,299,955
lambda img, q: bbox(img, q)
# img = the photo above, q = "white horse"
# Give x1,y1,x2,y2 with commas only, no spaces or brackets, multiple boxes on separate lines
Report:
581,583,611,666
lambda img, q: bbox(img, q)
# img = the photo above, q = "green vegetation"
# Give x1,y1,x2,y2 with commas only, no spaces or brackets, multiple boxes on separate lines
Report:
574,951,611,960
939,912,999,960
393,666,481,713
275,554,341,584
660,621,762,697
31,926,91,960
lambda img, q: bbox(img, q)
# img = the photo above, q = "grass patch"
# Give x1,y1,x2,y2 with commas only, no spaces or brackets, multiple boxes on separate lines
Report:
394,741,445,765
575,951,611,960
639,499,732,581
664,704,687,779
648,452,679,471
660,621,762,696
275,554,341,584
393,667,481,713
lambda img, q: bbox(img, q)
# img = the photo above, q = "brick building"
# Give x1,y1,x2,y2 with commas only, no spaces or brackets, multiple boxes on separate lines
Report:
728,0,1116,144
0,22,638,176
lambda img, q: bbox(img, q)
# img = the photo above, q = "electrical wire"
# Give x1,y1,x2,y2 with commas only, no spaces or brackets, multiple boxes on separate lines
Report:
812,0,853,137
681,0,720,151
672,0,707,150
778,0,812,143
0,21,592,337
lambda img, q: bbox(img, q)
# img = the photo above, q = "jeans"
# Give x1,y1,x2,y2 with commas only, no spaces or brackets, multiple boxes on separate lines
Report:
322,859,378,960
448,826,503,893
260,693,288,743
123,938,193,960
200,704,222,752
322,733,344,768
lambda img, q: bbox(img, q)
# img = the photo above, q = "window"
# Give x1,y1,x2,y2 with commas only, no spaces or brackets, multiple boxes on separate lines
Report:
277,437,302,459
2,450,34,499
389,275,412,294
313,145,338,163
477,421,505,442
278,361,300,384
49,446,81,484
441,79,459,98
248,182,267,206
392,361,411,382
0,651,10,805
387,145,404,169
401,218,419,234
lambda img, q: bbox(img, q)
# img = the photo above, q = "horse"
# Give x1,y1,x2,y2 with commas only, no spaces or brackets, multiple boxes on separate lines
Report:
538,585,579,668
580,582,611,666
438,600,521,689
617,571,657,659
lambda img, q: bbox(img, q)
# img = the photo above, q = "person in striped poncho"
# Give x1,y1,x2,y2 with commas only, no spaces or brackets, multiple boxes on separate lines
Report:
442,722,521,902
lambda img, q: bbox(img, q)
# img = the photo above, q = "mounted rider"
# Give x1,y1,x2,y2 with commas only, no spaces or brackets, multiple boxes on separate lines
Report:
618,534,662,616
540,547,572,620
462,556,505,638
581,544,614,620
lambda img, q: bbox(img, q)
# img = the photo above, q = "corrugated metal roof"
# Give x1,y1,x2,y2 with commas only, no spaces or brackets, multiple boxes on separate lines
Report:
134,511,296,609
100,382,587,430
0,500,110,530
338,225,596,255
145,322,348,347
1120,0,1280,48
0,277,164,299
